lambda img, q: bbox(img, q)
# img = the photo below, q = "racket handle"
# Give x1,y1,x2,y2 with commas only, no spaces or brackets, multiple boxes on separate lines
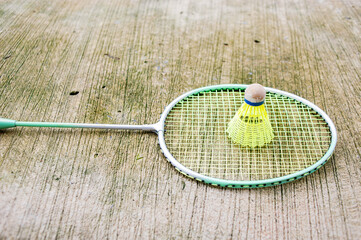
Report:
0,118,16,129
0,118,159,132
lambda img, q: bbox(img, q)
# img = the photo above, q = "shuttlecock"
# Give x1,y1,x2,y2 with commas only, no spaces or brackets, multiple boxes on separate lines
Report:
226,83,274,147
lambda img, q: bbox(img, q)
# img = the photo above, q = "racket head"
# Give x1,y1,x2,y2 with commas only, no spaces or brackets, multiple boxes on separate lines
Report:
158,85,337,188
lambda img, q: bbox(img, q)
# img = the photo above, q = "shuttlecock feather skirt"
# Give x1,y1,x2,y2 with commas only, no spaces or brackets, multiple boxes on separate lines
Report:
226,103,274,147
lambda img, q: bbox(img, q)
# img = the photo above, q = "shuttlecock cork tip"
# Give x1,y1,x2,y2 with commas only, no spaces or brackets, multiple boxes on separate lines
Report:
244,83,266,103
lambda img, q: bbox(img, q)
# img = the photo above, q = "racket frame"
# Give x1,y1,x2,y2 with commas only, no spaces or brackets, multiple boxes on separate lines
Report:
157,84,337,188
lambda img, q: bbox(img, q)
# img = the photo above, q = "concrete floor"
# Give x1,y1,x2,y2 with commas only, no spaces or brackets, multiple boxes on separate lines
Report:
0,0,360,239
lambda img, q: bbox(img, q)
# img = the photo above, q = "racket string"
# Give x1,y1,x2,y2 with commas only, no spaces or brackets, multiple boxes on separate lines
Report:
164,90,331,181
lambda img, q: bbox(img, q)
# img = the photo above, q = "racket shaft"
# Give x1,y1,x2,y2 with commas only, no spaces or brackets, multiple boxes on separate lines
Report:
15,121,157,131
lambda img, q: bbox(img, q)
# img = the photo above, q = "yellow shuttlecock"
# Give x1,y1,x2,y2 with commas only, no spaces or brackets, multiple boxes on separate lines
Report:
226,83,274,147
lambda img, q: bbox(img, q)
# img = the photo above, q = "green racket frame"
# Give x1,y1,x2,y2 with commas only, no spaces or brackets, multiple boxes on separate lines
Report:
158,84,337,188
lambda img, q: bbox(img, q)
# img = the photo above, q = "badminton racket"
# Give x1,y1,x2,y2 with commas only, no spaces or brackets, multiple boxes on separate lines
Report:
0,84,337,188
